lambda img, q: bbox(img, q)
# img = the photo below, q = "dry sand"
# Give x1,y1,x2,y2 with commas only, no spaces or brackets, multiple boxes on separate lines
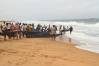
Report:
0,38,99,66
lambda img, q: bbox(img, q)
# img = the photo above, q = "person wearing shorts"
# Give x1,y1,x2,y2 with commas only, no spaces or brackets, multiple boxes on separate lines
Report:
50,25,57,40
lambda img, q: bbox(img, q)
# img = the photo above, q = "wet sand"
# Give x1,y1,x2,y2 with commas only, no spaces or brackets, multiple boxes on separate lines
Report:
0,38,99,66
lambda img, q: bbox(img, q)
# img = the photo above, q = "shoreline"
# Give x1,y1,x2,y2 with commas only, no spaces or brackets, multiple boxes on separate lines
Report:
0,38,99,66
76,46,99,54
57,34,99,54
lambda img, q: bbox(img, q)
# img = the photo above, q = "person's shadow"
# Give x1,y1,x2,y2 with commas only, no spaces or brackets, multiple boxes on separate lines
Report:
68,37,72,43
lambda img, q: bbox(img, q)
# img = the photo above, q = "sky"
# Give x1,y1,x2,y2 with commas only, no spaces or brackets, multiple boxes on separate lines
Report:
0,0,99,21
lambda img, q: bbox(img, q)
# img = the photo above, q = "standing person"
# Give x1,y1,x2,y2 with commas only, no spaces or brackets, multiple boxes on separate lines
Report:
47,25,51,32
10,23,16,39
20,24,24,38
22,24,27,37
63,26,66,34
0,25,3,35
21,24,26,38
19,23,22,39
32,24,34,31
29,24,33,37
15,23,20,39
47,25,51,37
59,25,62,35
26,24,32,38
42,25,47,32
50,25,57,40
36,24,41,32
2,23,7,40
69,26,73,34
6,23,11,39
67,26,69,30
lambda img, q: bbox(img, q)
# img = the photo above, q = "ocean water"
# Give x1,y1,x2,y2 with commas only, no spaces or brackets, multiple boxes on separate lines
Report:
22,20,99,53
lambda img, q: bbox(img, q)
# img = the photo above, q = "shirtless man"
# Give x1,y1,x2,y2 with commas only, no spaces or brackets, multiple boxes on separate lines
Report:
69,26,73,34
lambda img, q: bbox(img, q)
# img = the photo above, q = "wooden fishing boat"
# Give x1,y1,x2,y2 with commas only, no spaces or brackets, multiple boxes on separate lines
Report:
25,31,61,38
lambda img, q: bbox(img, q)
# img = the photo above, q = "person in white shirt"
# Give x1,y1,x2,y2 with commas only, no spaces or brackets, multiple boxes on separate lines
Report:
50,25,57,40
21,24,27,37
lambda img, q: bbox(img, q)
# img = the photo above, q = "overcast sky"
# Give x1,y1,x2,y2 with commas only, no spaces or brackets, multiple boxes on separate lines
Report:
0,0,99,20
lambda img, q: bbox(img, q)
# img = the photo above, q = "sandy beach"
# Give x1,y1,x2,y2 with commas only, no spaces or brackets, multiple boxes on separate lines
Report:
0,38,99,66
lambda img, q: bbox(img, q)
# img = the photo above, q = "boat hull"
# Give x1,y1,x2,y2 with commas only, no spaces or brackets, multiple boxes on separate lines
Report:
25,32,60,38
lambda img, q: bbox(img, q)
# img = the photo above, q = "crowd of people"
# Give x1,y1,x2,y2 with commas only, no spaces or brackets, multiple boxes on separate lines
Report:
0,21,73,41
